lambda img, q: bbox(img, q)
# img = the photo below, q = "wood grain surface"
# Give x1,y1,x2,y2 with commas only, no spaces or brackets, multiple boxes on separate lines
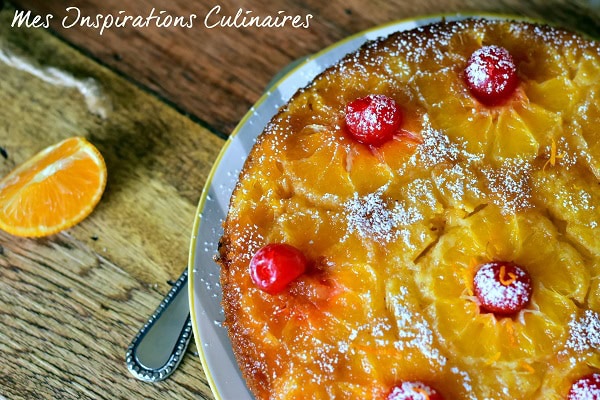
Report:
10,0,600,136
1,0,599,399
0,4,220,399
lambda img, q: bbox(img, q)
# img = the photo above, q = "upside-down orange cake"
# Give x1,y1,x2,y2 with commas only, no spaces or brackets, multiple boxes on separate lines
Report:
218,19,600,399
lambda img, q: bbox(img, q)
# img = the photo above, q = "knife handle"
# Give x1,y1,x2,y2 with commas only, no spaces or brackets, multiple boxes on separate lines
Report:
126,268,192,382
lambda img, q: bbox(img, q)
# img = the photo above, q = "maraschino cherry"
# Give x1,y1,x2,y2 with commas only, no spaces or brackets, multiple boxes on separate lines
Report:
473,261,532,316
249,243,308,294
568,373,600,400
464,45,519,106
345,94,402,146
387,381,444,400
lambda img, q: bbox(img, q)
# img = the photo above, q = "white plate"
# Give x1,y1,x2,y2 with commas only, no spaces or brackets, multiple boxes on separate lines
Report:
188,14,510,399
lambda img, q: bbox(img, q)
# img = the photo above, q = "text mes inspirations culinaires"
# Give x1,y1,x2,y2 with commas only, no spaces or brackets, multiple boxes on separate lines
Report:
11,6,314,34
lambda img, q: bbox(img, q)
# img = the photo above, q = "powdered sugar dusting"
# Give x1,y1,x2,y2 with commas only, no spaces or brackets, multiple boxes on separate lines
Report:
433,163,485,207
390,286,447,367
343,187,423,242
388,381,439,399
233,223,264,263
565,310,600,356
413,116,469,168
482,159,533,213
410,116,532,215
451,367,477,400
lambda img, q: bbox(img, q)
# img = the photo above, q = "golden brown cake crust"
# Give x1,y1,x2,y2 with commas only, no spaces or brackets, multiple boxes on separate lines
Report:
219,18,600,399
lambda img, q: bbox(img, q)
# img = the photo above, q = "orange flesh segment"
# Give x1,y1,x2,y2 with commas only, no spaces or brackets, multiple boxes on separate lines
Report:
0,137,107,237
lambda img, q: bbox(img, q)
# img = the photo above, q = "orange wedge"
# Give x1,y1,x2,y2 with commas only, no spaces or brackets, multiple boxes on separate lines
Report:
0,137,107,237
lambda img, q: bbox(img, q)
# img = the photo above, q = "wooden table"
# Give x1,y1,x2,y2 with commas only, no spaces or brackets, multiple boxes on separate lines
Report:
1,1,598,399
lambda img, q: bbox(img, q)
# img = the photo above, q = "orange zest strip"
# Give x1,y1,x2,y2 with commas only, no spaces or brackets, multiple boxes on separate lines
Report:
412,387,431,400
519,361,535,374
543,138,565,171
499,265,517,286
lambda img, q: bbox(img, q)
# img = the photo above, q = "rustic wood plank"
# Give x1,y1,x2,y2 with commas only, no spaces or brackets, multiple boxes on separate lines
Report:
0,231,213,400
0,4,222,399
0,6,225,283
9,0,600,135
